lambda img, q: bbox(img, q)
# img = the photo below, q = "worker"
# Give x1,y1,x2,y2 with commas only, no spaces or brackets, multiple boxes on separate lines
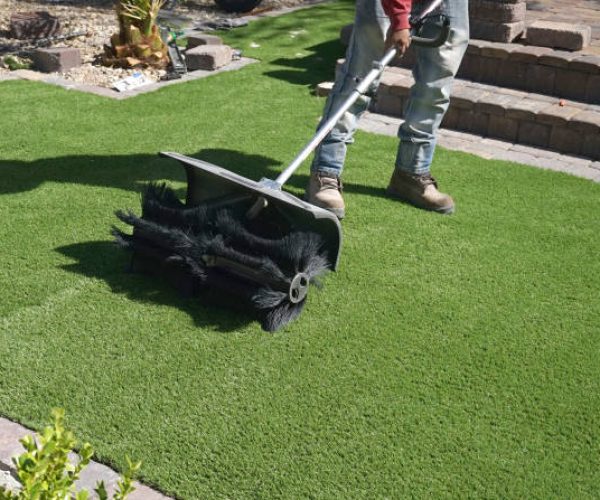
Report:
305,0,469,218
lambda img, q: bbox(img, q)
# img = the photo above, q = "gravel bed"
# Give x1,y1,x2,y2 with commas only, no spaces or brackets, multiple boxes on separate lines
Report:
0,0,311,87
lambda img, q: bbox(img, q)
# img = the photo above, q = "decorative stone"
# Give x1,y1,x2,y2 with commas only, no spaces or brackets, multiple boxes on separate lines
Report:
526,21,592,51
9,11,60,39
469,0,526,23
185,44,233,71
315,81,333,97
505,99,547,121
470,20,525,43
31,47,81,73
585,75,600,104
554,68,589,102
518,121,551,148
185,33,223,49
549,127,583,155
488,115,519,142
509,45,552,64
537,104,581,127
476,93,512,116
582,135,600,160
569,55,600,75
525,64,556,94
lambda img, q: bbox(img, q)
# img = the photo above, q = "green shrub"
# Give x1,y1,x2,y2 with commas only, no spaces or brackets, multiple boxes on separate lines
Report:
0,408,140,500
2,56,32,71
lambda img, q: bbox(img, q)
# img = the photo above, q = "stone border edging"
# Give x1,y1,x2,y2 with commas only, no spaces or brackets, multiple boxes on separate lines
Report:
0,417,171,498
363,64,600,160
0,57,257,99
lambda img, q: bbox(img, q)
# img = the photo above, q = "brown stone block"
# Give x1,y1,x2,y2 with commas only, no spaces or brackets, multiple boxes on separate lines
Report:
479,56,500,83
554,68,589,101
537,103,581,126
518,121,551,148
510,45,552,64
450,86,474,110
488,115,519,142
549,127,583,155
186,44,233,70
469,0,526,23
457,54,481,79
526,20,592,51
480,43,515,60
496,59,528,89
506,98,549,121
456,109,489,134
470,20,525,43
582,134,600,159
372,94,404,117
569,55,600,75
525,64,556,94
32,47,81,73
539,51,580,69
186,33,223,49
585,75,600,104
568,110,600,134
315,81,333,97
476,93,513,116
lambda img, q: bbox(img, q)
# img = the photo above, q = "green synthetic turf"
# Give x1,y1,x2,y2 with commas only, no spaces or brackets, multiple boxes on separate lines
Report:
1,2,599,497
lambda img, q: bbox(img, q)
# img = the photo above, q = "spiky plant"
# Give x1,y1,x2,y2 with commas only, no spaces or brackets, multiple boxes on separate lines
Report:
104,0,169,69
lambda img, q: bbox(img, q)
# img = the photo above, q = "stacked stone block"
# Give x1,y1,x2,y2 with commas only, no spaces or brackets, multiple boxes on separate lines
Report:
469,0,526,42
183,32,234,71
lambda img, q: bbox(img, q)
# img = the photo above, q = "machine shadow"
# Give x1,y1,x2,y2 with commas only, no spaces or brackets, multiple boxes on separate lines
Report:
56,240,260,333
0,149,281,196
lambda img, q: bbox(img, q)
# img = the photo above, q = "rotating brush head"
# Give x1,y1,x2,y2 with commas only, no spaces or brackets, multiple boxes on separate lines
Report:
112,183,330,331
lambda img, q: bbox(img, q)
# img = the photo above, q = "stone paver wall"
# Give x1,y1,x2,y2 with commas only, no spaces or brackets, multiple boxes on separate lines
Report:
470,0,527,43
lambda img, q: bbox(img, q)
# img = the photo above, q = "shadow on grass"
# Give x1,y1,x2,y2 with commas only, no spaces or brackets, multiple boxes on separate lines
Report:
0,149,285,332
3,147,386,331
0,149,280,196
56,241,257,333
264,39,345,88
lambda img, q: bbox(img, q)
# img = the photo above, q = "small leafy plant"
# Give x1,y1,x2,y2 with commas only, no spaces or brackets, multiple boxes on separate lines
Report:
0,408,141,500
2,56,32,71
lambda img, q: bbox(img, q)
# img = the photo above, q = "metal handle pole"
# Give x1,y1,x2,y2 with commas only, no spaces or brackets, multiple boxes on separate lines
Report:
274,48,398,187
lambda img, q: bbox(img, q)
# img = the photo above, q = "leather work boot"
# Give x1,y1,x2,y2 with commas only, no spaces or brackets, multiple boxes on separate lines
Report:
386,170,455,214
305,172,346,219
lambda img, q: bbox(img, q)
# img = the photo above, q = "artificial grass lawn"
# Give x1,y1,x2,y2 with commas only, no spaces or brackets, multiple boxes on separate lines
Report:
1,1,599,497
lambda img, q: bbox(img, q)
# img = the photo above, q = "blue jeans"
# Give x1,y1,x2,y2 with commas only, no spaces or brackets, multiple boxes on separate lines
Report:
311,0,469,176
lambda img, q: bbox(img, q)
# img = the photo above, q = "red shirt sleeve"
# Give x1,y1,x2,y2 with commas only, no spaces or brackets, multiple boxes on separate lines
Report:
382,0,412,31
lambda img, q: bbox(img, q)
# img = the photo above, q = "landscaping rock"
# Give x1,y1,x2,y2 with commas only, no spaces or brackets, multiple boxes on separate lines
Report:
469,0,525,42
185,44,233,71
9,11,60,39
526,21,592,51
469,0,526,23
315,81,333,97
32,47,81,73
470,20,525,43
186,33,223,49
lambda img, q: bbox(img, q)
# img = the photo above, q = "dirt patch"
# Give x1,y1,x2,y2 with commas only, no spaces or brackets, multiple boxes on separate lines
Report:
0,0,312,87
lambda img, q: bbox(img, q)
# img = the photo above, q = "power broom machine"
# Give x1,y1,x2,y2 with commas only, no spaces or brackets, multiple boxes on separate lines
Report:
113,0,450,332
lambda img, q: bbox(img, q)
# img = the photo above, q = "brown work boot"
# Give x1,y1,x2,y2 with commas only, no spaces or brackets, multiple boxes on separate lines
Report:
386,170,455,214
305,172,346,219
